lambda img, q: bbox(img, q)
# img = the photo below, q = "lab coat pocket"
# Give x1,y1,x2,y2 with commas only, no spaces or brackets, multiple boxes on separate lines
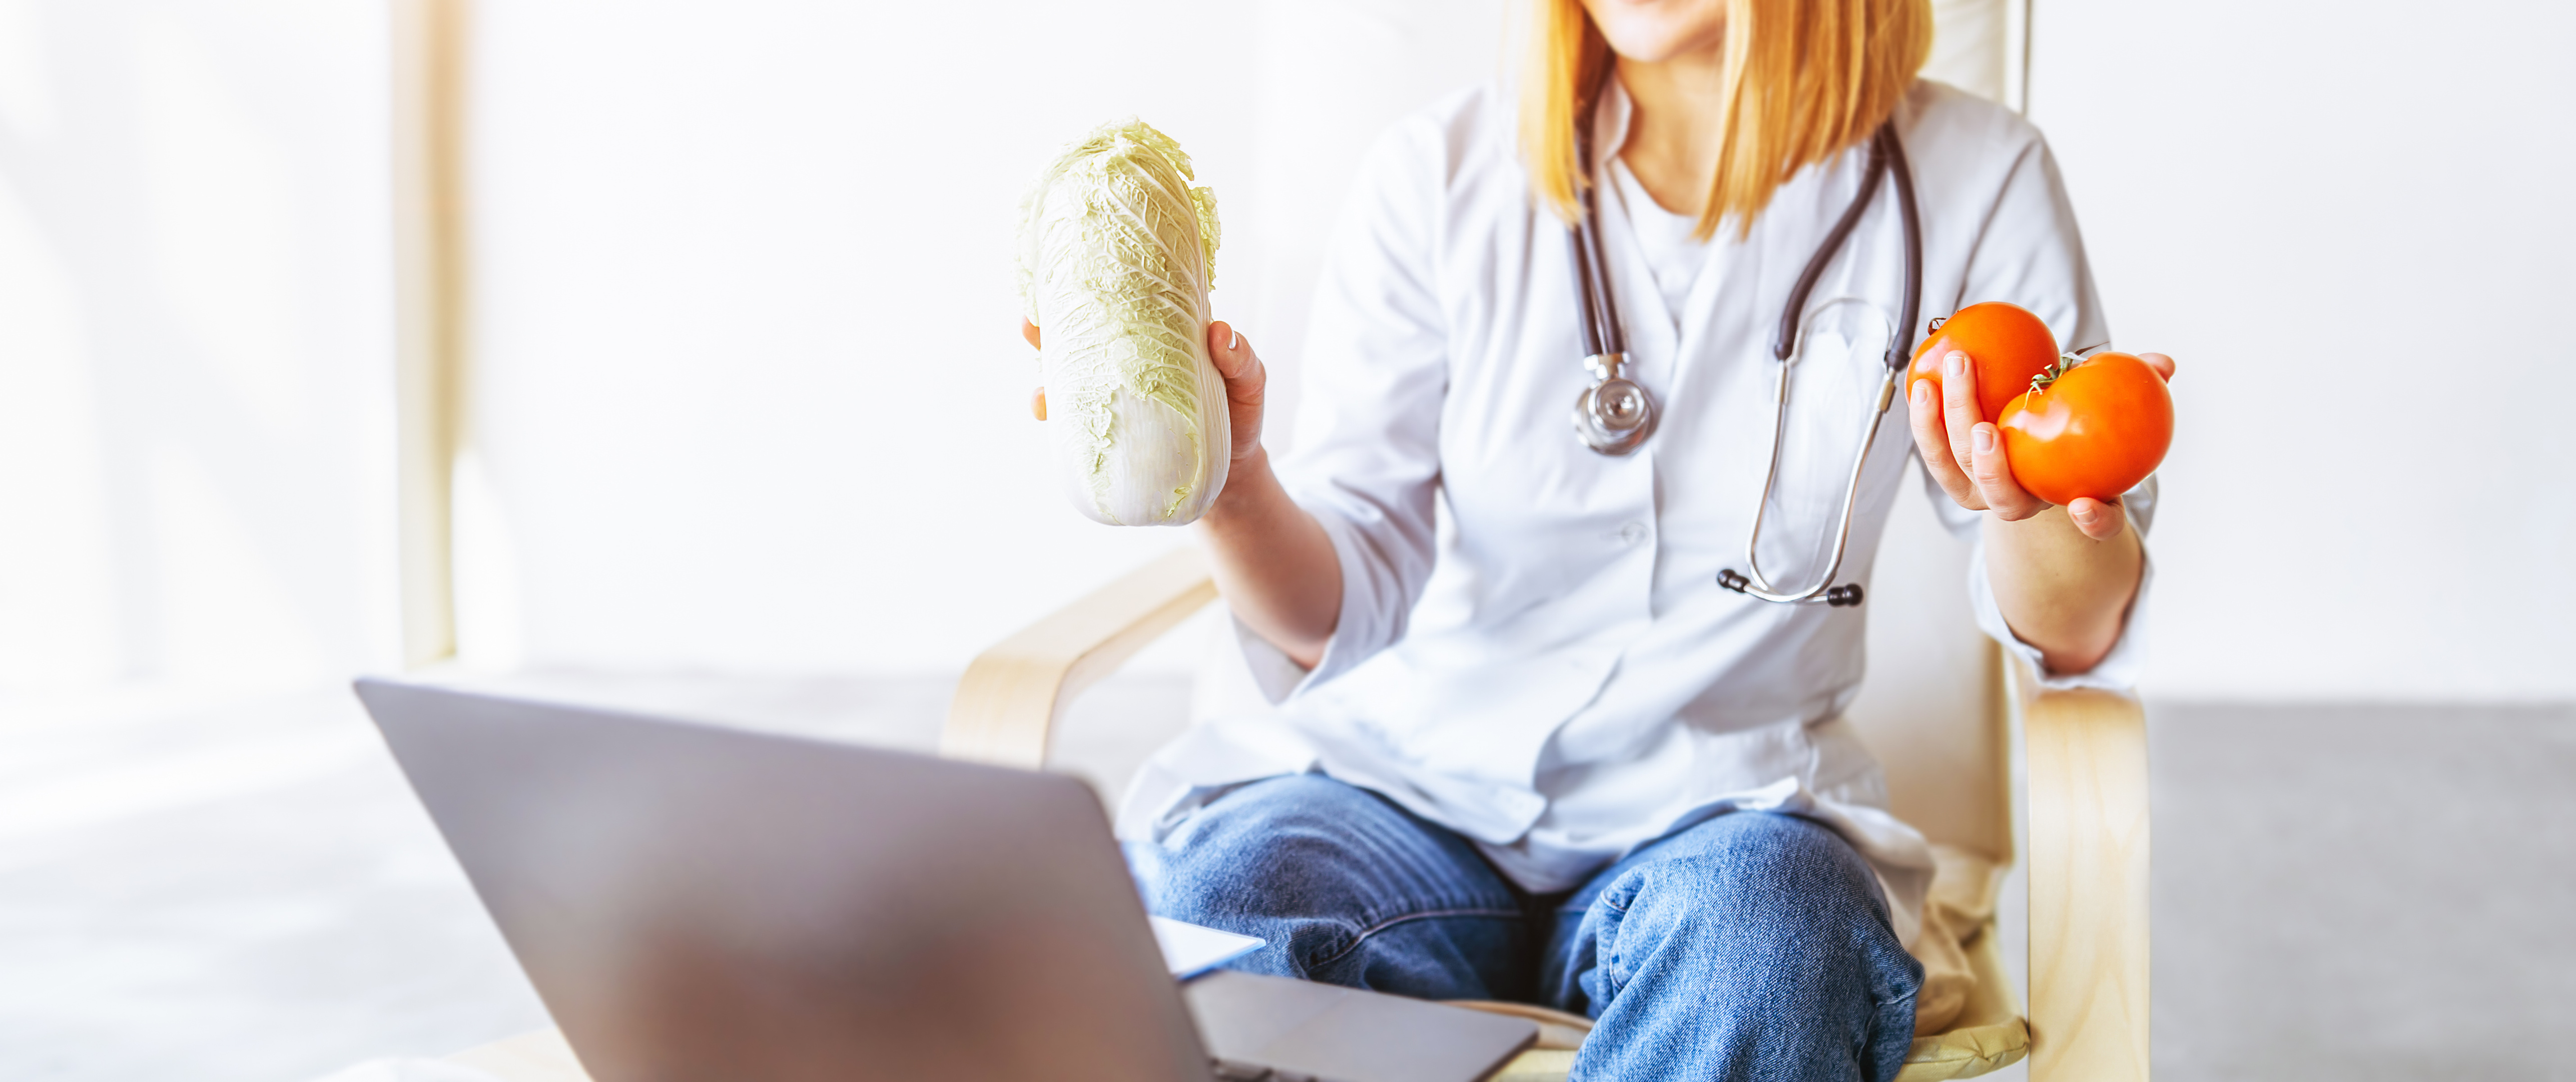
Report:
1749,298,1896,591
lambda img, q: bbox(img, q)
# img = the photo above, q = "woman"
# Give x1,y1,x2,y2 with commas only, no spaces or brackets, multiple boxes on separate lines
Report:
1026,1,2166,1077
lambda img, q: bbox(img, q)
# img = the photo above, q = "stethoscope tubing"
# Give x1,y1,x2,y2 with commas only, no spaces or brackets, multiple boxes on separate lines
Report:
1770,126,1922,370
1568,113,1923,607
1569,127,1626,361
1731,124,1921,606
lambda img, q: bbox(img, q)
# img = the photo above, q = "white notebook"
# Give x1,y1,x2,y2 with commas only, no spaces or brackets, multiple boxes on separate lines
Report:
1149,915,1264,978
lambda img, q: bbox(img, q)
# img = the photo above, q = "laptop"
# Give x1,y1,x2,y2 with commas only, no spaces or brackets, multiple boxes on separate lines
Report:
354,679,1538,1082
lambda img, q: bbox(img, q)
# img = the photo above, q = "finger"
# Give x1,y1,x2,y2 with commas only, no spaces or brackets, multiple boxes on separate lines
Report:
1968,421,2050,520
1021,319,1041,350
2137,351,2176,381
2066,496,2127,540
1030,386,1046,421
1205,320,1267,461
1939,351,1980,475
1206,320,1257,384
1907,376,1985,509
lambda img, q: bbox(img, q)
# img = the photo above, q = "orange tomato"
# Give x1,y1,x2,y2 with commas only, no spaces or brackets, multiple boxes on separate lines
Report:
1907,301,2060,422
1995,351,2174,506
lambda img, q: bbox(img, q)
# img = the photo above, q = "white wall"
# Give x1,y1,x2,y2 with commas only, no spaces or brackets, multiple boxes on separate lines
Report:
461,0,1504,674
0,0,400,698
2028,0,2576,701
463,0,2572,702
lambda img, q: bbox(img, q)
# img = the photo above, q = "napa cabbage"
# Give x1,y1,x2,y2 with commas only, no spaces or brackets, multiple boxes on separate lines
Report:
1016,119,1228,526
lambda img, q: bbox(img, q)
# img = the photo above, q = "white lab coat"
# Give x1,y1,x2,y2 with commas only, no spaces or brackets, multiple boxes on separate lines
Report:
1114,79,2154,948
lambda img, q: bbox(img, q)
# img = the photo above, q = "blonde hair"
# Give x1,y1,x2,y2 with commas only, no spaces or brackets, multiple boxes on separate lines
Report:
1521,0,1932,241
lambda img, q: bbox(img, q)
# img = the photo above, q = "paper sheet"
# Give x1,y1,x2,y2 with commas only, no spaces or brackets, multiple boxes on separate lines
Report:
1149,915,1264,978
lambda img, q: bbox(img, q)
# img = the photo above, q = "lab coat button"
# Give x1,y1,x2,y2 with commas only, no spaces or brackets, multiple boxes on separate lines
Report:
1618,521,1648,545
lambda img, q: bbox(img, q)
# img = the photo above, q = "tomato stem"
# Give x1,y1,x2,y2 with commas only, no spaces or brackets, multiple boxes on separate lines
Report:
2025,351,2086,397
2018,352,2087,412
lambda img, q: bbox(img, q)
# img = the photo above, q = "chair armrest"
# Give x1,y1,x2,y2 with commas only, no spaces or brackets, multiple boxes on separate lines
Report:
2013,661,2151,1082
941,546,1219,769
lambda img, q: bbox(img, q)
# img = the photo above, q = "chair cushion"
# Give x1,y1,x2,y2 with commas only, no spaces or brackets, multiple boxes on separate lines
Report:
1911,844,2006,1034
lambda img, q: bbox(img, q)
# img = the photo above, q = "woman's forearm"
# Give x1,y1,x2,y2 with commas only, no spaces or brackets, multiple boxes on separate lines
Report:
1982,505,2143,675
1199,447,1342,669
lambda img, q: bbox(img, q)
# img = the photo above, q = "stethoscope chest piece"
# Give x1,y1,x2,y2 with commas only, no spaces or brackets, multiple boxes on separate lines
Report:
1573,353,1657,455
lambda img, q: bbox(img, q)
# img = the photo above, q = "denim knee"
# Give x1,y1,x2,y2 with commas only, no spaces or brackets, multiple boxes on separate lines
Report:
1129,774,1527,998
1136,773,1396,927
1566,813,1923,1082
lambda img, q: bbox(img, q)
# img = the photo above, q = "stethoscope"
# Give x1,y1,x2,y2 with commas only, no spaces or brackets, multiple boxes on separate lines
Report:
1567,118,1921,609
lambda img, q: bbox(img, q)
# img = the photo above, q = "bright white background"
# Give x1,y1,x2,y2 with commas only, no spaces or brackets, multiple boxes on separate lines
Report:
2028,0,2576,701
453,0,1513,678
2,0,2568,709
457,0,2576,701
0,0,398,700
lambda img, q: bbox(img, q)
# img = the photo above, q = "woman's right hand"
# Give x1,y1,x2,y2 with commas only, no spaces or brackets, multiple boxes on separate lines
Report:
1019,317,1270,474
1019,316,1333,665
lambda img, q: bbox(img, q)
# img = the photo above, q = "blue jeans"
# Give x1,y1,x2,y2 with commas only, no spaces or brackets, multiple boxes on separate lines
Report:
1127,775,1922,1082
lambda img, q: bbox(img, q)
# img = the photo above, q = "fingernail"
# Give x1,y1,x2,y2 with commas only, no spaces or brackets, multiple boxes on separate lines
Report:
1973,425,1994,453
1946,351,1966,376
1227,328,1242,350
2073,504,2097,526
1910,381,1929,406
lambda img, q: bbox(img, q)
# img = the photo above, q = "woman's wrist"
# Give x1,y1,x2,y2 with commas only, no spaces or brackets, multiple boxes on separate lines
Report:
1982,503,2142,674
1196,444,1341,668
1207,446,1278,526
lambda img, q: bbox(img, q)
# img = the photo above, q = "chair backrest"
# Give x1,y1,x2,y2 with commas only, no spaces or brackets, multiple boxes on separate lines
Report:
1839,469,2011,864
1188,467,2010,865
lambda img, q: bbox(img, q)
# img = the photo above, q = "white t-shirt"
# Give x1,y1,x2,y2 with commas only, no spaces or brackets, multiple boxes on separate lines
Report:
1608,157,1710,334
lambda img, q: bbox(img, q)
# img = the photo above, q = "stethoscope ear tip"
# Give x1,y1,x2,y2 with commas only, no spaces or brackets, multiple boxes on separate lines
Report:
1716,569,1865,608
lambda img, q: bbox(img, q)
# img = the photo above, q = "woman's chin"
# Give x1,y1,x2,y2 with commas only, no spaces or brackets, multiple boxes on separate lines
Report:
1582,0,1726,64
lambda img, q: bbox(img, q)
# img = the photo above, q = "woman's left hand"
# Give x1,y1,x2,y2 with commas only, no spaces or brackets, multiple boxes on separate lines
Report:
1905,348,2176,540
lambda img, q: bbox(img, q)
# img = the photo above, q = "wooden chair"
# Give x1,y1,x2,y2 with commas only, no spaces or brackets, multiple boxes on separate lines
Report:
941,543,2150,1081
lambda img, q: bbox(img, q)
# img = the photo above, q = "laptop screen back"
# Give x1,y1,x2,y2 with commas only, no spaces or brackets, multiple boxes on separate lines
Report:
357,679,1212,1082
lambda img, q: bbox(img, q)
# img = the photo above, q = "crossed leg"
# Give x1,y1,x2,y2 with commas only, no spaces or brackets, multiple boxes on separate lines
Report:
1130,775,1922,1081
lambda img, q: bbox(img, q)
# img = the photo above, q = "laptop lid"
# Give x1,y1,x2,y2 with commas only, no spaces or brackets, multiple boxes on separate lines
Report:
356,678,1212,1082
